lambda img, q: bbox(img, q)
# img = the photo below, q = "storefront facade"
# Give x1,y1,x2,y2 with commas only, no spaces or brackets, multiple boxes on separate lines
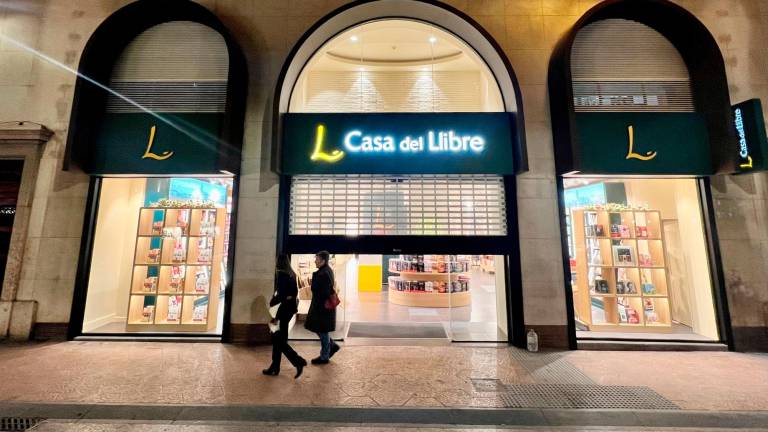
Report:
0,0,767,351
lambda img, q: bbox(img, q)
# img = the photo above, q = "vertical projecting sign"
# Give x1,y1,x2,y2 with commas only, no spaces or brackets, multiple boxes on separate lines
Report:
732,99,767,173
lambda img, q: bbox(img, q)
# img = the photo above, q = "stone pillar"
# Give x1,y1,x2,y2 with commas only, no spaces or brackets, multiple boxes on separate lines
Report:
0,122,53,341
711,173,768,351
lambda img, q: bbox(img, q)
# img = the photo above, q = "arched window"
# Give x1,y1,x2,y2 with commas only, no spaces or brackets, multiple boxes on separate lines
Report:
549,2,729,344
69,1,246,339
287,20,507,237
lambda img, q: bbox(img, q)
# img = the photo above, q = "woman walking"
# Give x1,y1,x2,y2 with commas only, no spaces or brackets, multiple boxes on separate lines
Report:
304,251,340,364
263,254,307,378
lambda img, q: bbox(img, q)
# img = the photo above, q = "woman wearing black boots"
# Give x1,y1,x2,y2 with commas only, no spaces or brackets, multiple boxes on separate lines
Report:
262,255,307,378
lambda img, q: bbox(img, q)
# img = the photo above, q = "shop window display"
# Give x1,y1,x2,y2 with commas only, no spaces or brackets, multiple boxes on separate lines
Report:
82,177,233,334
563,178,718,341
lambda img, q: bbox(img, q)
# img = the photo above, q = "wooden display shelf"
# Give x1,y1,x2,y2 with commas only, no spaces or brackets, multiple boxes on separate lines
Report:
389,271,467,281
126,206,225,333
571,207,673,333
388,289,471,308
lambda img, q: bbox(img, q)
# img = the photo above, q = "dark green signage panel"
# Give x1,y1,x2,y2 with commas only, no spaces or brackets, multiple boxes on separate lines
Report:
281,113,517,174
91,113,224,175
574,112,712,175
733,99,768,173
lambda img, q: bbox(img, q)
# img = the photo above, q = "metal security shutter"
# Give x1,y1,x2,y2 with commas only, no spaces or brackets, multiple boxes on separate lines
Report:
571,19,694,112
107,21,228,113
289,175,507,236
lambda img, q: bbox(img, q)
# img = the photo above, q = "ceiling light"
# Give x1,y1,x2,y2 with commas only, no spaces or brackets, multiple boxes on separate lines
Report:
429,36,437,43
350,35,359,42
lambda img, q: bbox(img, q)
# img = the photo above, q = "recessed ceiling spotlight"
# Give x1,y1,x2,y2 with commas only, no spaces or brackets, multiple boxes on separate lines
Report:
429,36,437,43
350,35,359,42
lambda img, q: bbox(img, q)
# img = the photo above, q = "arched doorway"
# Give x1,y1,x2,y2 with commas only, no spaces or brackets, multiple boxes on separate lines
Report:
274,2,526,345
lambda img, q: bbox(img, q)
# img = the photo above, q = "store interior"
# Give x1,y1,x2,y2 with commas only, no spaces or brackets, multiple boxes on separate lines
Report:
82,177,233,334
563,177,719,341
287,254,508,342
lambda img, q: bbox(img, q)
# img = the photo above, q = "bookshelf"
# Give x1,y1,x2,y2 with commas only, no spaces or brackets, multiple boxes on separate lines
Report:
571,208,672,331
387,255,471,308
126,206,226,332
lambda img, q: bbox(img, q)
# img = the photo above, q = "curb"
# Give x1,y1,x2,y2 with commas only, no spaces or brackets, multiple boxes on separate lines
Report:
2,402,768,429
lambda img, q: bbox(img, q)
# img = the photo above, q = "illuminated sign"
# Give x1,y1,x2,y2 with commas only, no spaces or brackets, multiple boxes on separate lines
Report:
281,113,516,175
732,99,767,172
341,129,485,155
734,108,750,166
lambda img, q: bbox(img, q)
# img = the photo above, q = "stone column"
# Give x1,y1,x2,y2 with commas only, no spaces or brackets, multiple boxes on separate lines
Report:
0,122,53,341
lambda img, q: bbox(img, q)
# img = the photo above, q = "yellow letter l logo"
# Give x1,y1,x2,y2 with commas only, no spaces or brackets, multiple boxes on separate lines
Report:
625,125,657,161
310,124,345,163
141,126,174,161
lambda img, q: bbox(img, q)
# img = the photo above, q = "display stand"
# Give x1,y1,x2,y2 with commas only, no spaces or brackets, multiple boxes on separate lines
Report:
571,208,672,331
126,206,225,332
387,255,471,308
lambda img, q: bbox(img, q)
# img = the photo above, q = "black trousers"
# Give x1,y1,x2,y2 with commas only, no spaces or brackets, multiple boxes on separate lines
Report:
271,315,303,370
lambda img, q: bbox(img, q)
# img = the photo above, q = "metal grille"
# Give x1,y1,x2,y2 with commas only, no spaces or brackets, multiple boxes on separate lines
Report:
107,21,228,113
289,175,507,236
0,418,42,431
507,349,595,385
499,384,679,410
572,19,694,112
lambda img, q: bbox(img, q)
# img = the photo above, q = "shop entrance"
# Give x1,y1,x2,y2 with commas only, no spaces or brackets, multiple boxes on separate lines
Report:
276,15,526,345
288,254,508,342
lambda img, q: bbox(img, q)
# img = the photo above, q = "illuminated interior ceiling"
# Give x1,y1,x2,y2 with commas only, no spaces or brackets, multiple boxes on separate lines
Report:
309,20,481,71
290,19,503,112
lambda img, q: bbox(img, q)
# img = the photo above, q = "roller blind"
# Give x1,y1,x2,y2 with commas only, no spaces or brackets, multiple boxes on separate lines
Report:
289,175,507,236
571,19,694,112
106,21,228,113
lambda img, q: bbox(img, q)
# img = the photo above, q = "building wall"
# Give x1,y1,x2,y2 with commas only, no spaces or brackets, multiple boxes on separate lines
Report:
0,0,766,349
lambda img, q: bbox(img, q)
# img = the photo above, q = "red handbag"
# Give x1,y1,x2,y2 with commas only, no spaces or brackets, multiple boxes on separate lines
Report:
324,290,340,309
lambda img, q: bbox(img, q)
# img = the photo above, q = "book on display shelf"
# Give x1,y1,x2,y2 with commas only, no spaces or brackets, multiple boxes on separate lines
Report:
387,255,472,308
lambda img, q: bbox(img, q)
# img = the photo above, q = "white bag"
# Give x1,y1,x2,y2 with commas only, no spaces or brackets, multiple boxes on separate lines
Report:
268,319,279,333
268,300,280,319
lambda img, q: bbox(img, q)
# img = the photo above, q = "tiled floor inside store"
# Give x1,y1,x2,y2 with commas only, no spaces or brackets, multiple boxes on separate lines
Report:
290,269,505,342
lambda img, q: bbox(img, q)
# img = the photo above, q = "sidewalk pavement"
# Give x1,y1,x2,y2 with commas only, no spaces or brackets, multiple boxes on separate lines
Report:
0,341,767,429
1,341,766,410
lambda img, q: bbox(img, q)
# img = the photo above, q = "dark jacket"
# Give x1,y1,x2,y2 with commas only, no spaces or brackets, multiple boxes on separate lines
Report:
304,264,336,333
270,270,298,321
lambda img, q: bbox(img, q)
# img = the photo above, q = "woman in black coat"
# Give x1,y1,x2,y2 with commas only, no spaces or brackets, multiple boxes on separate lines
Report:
263,255,307,378
304,251,340,364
